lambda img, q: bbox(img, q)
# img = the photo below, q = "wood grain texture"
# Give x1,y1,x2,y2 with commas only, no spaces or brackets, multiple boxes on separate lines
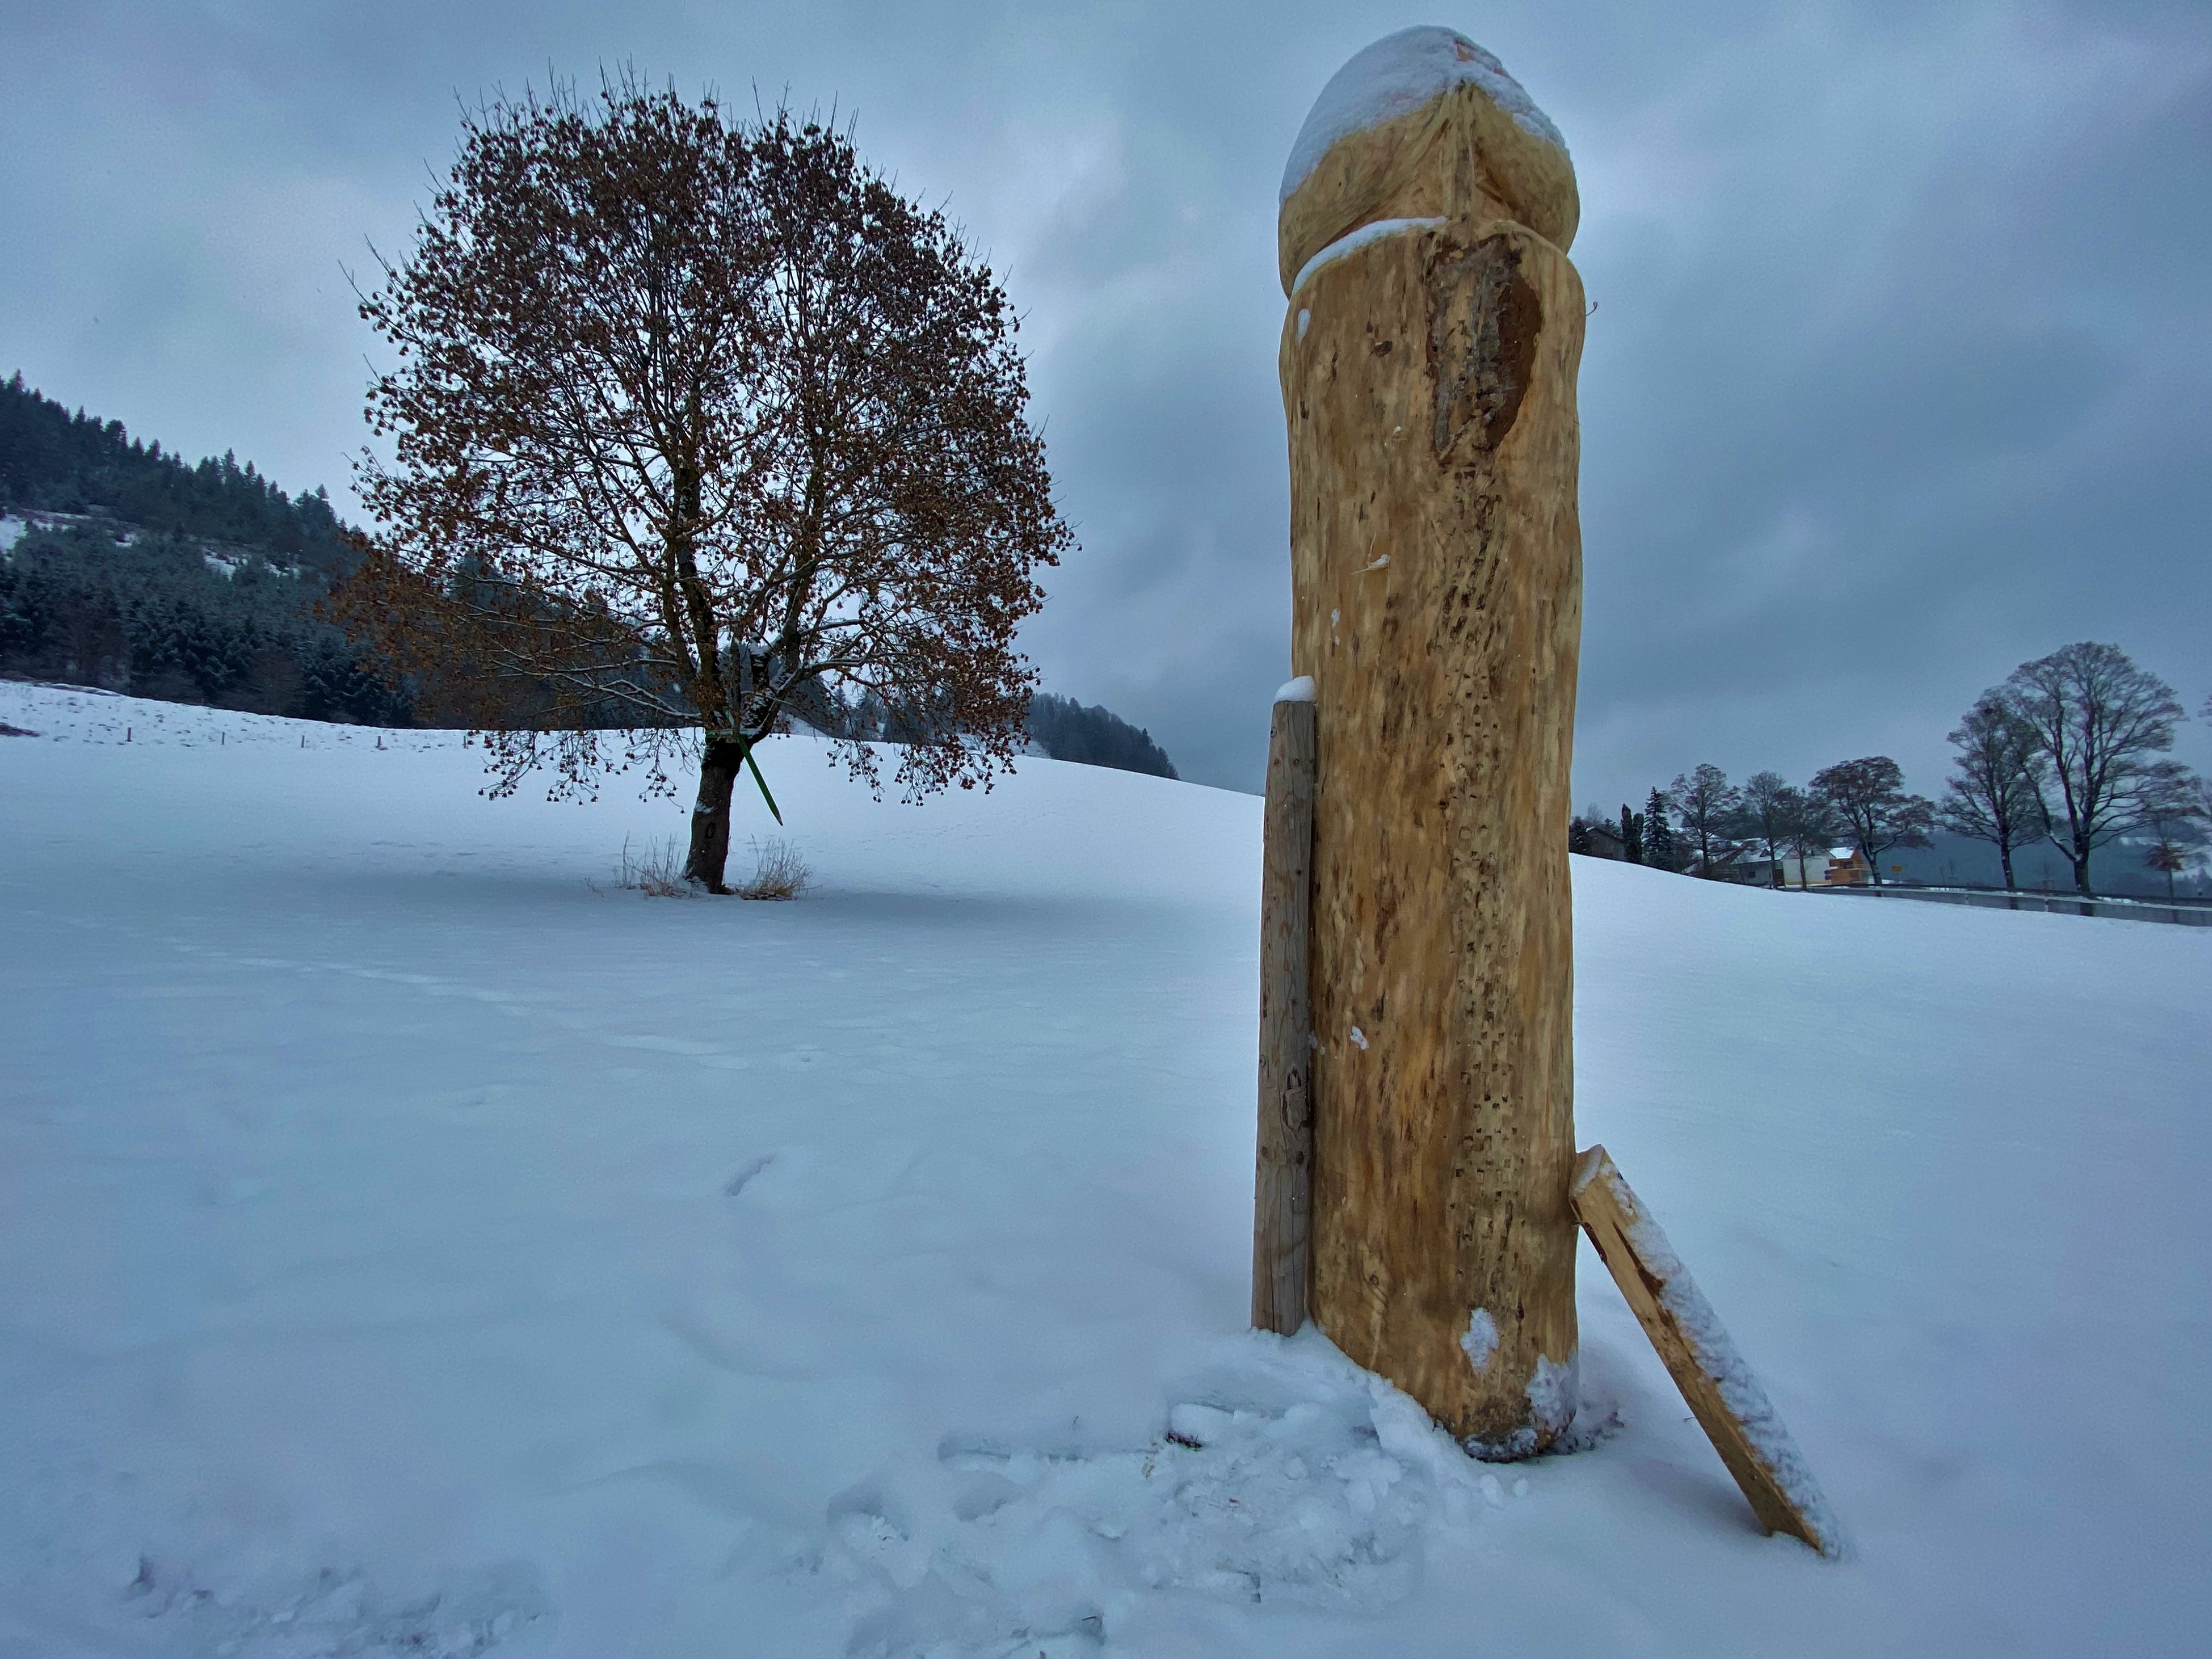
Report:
1281,204,1584,1449
1571,1146,1843,1556
1252,695,1318,1334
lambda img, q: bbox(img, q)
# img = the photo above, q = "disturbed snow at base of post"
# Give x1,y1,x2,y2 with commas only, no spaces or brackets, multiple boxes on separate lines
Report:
1527,1353,1580,1437
829,1328,1550,1651
1281,26,1566,206
1290,216,1446,297
1461,1350,1613,1464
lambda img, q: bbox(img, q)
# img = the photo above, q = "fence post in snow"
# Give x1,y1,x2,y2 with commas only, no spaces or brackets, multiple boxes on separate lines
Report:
1252,680,1317,1334
1272,28,1586,1455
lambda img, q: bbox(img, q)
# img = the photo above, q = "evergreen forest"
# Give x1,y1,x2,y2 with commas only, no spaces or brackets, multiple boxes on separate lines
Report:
0,374,404,723
0,374,1177,776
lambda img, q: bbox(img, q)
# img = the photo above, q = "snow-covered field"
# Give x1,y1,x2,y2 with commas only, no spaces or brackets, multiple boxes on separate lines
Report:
3,679,2207,1657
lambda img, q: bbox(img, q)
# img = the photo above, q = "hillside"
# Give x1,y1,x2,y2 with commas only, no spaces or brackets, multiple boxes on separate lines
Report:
0,372,356,572
0,374,403,722
0,378,1176,777
2,679,2207,1656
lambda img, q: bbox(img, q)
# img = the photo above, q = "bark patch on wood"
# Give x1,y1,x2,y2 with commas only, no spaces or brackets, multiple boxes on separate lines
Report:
1428,235,1542,462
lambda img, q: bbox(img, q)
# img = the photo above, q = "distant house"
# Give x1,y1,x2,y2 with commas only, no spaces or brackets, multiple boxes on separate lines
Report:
1713,850,1784,886
1579,820,1628,861
1778,848,1872,887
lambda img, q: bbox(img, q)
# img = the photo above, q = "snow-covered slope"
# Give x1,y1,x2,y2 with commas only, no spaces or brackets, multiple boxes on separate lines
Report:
3,681,2207,1656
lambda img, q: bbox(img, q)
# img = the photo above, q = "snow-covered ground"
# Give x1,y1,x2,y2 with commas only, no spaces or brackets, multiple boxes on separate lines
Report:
3,679,2207,1657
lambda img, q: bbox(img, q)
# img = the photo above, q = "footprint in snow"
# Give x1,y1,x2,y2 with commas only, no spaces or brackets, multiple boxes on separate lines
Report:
724,1153,776,1197
118,1557,547,1656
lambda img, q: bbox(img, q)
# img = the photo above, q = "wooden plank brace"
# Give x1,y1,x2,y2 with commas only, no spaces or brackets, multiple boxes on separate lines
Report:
1571,1145,1848,1557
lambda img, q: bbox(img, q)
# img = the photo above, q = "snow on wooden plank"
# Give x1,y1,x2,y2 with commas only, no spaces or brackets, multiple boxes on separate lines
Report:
1572,1144,1848,1557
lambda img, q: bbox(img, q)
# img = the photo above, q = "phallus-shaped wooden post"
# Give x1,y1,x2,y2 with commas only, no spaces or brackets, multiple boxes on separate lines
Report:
1272,26,1586,1455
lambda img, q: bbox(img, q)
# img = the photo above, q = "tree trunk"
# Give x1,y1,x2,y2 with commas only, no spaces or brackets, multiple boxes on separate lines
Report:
1997,837,2016,892
686,739,743,891
1252,692,1318,1336
1283,208,1584,1456
2073,837,2095,897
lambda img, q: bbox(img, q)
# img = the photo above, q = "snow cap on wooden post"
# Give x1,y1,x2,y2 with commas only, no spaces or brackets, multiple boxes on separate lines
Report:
1279,27,1586,1454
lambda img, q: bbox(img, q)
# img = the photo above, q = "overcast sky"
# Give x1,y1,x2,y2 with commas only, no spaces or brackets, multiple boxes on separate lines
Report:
4,0,2207,797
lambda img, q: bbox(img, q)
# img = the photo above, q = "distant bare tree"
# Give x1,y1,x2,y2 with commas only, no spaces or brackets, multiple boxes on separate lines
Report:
1668,763,1743,878
337,83,1069,890
2143,841,2190,900
1735,770,1794,886
2136,777,2209,902
1778,786,1842,890
2001,643,2188,896
1810,756,1934,887
1939,691,2049,892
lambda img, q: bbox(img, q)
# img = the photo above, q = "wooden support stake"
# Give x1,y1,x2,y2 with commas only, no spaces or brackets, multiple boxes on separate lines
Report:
1251,685,1317,1334
1571,1146,1846,1556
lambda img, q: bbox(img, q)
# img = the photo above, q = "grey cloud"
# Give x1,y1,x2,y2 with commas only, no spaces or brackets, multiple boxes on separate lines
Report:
3,0,2205,798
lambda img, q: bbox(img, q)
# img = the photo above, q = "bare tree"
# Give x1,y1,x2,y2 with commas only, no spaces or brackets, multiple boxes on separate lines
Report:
2001,643,2187,896
336,84,1069,889
1938,691,2048,892
1668,763,1743,878
2137,775,2209,902
1777,785,1841,889
1735,770,1794,886
2143,841,2189,901
1809,756,1934,887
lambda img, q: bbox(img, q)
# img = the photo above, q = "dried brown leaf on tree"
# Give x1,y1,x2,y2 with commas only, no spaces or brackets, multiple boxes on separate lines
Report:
330,77,1070,890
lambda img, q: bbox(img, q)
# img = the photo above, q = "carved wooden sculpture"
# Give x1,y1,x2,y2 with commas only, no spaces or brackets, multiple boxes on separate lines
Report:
1277,27,1585,1455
